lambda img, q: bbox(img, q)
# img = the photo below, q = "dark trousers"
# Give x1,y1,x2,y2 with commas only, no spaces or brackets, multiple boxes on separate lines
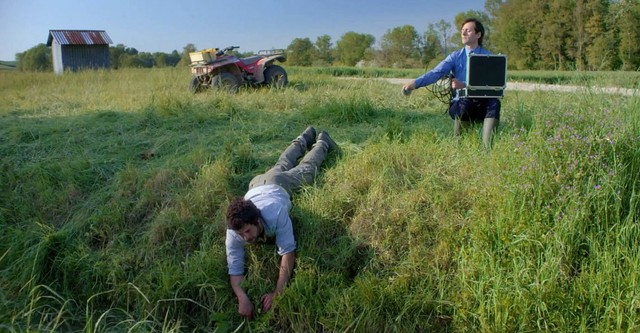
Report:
248,141,329,194
449,98,501,122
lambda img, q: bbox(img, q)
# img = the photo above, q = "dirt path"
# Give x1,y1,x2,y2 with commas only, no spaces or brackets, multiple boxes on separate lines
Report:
381,78,638,97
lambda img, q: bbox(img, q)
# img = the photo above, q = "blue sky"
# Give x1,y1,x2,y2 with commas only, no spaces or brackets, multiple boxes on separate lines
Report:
0,0,485,61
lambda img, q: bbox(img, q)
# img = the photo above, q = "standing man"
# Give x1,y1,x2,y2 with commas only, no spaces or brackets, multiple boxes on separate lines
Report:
225,126,337,320
403,18,501,148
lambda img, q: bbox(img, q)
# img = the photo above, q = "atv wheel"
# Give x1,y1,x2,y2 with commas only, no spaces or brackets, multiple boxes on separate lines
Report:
212,72,240,93
264,65,288,88
189,76,208,93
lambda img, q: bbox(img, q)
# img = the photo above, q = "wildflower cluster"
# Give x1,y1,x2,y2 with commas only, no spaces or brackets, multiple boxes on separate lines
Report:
512,105,624,216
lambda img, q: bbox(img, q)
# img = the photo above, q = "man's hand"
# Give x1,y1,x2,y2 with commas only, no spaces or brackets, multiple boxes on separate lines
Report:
261,292,276,312
259,252,296,313
238,293,255,320
451,78,466,90
230,275,255,320
402,81,416,93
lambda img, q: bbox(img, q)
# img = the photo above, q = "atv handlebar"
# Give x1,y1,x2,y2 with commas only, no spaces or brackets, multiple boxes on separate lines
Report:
216,46,240,56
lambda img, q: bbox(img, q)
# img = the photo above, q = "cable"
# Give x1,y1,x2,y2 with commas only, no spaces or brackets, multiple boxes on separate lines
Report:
426,74,454,105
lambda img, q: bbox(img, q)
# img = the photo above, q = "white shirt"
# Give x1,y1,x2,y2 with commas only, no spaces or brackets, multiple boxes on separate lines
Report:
225,184,296,275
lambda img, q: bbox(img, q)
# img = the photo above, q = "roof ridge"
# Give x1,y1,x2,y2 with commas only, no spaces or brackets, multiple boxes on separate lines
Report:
47,30,113,46
49,29,107,32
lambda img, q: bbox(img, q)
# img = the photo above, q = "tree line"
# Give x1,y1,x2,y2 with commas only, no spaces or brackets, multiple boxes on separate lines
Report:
15,0,640,72
490,0,640,70
14,44,183,71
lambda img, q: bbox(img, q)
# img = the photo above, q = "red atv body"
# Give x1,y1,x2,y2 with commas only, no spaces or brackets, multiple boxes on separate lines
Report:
189,46,288,93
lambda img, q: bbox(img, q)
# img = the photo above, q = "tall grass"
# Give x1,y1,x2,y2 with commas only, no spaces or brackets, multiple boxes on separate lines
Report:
0,67,638,332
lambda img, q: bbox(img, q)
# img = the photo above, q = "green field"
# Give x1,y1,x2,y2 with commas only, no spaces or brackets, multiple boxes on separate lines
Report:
1,67,639,332
0,61,17,71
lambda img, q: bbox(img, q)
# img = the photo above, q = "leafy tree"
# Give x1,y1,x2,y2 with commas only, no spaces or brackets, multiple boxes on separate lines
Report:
178,44,197,67
314,35,334,66
492,0,545,69
379,25,422,68
585,0,616,70
614,0,640,70
109,44,139,68
153,52,167,67
571,0,590,70
286,38,314,66
518,0,547,69
168,50,181,67
16,44,52,71
539,0,573,70
119,54,144,68
124,46,138,56
137,52,155,68
422,23,443,66
151,51,180,68
336,32,375,66
485,0,506,19
435,20,452,55
111,45,183,68
109,44,126,69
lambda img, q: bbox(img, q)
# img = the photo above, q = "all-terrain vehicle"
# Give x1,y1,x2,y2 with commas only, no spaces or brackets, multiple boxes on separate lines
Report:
189,46,288,93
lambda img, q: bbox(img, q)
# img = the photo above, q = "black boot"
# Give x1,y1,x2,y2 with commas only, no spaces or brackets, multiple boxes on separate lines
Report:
295,126,316,151
317,131,338,152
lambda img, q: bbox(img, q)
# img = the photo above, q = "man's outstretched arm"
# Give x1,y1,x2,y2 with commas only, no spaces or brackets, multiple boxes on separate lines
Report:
230,275,254,320
261,251,296,311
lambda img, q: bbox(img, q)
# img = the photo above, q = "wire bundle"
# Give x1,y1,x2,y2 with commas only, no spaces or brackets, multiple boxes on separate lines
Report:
427,75,454,105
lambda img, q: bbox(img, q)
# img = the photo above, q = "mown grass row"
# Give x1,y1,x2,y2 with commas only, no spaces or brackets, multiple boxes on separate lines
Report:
0,67,638,332
288,66,640,88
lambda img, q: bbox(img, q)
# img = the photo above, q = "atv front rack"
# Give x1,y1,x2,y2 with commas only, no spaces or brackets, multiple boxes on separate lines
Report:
189,48,218,65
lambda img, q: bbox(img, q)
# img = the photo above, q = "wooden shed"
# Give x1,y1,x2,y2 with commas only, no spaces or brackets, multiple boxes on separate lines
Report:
46,30,113,74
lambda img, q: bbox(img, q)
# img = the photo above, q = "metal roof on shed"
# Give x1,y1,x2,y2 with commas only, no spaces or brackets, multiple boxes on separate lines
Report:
47,30,113,46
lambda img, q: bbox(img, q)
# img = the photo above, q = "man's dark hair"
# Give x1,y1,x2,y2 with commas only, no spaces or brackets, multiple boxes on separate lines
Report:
462,18,485,46
226,197,260,230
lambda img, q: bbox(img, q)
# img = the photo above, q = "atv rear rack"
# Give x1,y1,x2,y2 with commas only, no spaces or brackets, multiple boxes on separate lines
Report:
258,49,285,56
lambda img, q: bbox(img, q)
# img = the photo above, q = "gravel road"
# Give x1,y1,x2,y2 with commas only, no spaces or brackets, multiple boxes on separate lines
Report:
382,78,638,97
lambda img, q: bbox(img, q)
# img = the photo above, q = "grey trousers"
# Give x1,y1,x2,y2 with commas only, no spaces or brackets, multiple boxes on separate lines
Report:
248,140,329,194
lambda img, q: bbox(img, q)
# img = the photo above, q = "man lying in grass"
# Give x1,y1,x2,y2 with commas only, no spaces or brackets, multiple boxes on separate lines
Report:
225,126,338,320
